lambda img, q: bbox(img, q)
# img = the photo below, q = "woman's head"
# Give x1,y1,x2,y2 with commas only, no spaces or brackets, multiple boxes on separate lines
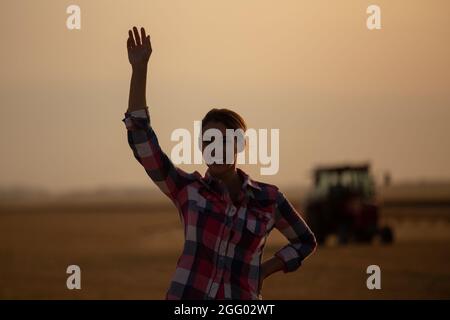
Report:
201,108,247,176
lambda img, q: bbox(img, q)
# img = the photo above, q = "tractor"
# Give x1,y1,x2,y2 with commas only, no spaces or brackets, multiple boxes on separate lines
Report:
304,164,393,245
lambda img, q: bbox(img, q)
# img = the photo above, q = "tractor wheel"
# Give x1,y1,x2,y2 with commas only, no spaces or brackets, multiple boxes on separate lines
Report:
379,226,394,244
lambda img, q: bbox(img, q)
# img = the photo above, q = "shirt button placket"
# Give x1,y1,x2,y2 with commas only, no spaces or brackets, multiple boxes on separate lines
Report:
210,205,237,299
221,205,237,299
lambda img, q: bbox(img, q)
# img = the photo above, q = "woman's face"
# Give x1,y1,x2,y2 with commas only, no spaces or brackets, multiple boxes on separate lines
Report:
201,121,239,176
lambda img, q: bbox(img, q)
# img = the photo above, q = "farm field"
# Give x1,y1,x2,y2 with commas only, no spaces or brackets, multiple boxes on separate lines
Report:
1,203,449,299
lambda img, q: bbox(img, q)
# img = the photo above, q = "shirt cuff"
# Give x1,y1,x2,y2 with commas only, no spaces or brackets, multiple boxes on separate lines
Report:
122,107,150,130
274,244,302,273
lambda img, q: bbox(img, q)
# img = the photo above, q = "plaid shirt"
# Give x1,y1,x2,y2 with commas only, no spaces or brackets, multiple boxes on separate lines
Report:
122,107,317,300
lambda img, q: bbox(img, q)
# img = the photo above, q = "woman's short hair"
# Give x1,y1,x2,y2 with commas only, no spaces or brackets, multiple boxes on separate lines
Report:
201,108,247,132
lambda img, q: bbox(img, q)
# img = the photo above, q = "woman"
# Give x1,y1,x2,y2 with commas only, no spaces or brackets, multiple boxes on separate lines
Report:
123,26,317,300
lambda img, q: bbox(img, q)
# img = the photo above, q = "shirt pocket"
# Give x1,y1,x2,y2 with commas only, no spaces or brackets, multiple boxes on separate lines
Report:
245,209,272,237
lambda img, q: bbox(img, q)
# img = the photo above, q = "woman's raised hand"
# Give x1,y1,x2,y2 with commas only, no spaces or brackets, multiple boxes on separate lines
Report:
127,26,152,69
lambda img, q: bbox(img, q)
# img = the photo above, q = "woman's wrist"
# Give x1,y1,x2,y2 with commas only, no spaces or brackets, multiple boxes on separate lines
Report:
132,63,148,74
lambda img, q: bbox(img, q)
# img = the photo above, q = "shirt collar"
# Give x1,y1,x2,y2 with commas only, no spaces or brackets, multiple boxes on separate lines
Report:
237,168,262,191
202,167,261,192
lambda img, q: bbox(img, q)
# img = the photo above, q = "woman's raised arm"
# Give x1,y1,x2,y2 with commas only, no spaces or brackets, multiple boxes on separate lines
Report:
123,27,197,215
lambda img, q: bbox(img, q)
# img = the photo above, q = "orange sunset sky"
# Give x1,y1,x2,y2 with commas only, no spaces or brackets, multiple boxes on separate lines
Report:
0,0,449,193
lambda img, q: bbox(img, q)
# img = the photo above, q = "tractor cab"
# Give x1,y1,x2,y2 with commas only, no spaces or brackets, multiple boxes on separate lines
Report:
305,164,393,245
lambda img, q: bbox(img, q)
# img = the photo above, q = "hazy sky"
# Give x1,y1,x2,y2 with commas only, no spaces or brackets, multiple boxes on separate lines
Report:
1,0,449,193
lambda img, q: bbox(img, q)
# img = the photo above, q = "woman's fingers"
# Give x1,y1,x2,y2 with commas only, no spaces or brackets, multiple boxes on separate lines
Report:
145,35,151,50
128,26,149,50
133,26,141,46
128,30,135,48
140,27,146,43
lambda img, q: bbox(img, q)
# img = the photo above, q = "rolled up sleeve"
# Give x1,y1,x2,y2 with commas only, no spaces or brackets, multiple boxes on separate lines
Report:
123,107,151,130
